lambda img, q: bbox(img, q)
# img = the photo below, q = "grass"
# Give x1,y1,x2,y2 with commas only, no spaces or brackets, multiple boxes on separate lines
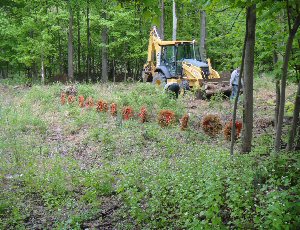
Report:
0,80,299,229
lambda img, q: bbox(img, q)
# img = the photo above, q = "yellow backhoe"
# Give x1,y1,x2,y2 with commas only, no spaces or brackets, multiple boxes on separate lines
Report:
142,26,231,97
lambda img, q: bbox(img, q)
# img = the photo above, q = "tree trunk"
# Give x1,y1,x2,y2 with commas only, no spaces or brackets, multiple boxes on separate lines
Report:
296,122,300,150
275,13,300,152
241,4,256,153
41,54,45,84
160,0,164,40
200,10,207,61
101,7,108,83
230,10,248,156
86,0,91,82
77,6,81,76
287,80,300,150
172,0,177,41
275,79,280,129
56,6,63,75
68,0,74,82
113,59,116,83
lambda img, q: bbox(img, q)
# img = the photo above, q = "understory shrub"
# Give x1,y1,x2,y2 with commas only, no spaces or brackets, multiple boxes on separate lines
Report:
223,121,243,140
122,106,134,120
201,114,223,137
158,110,176,127
117,148,300,229
180,114,189,130
138,107,148,123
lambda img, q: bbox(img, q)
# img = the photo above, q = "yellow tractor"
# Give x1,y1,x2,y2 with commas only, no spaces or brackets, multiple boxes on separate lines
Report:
143,26,230,97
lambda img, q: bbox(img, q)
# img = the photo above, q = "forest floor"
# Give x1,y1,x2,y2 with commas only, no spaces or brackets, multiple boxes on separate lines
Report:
0,77,299,229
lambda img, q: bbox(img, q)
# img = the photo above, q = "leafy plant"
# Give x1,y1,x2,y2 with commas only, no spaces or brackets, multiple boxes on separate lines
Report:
158,110,176,127
201,114,223,137
122,106,134,120
223,121,243,140
85,97,94,108
138,106,148,123
68,95,75,104
96,99,108,113
180,114,189,131
78,95,84,108
61,92,66,105
110,103,117,116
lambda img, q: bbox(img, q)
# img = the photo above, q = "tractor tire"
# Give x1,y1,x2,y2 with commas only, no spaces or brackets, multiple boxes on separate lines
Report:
152,72,167,87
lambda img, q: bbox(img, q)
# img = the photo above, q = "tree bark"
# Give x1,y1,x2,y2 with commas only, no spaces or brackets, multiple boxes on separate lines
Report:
32,62,38,83
86,0,91,82
287,80,300,150
68,0,74,82
296,121,300,150
77,5,81,76
56,6,63,75
200,10,207,61
241,4,256,153
230,10,248,156
41,54,45,84
275,79,281,129
101,6,108,83
275,13,300,152
160,0,164,40
172,0,177,41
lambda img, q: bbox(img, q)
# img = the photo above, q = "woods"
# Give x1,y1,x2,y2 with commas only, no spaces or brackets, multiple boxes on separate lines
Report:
1,0,300,228
0,1,298,83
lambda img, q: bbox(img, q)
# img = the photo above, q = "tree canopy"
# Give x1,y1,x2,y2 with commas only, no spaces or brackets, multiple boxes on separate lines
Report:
0,0,299,83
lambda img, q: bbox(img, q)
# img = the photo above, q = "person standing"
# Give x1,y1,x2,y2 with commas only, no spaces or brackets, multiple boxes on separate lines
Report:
230,67,241,100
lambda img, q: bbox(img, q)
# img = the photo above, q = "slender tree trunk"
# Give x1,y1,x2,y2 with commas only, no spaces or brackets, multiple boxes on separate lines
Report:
275,79,281,129
77,6,81,76
68,0,74,82
275,13,300,152
32,63,38,83
41,54,45,84
230,12,248,156
241,4,256,153
160,0,164,40
6,63,9,78
113,59,115,83
172,0,177,41
287,80,300,150
56,6,63,75
101,7,108,82
86,0,91,82
273,49,280,130
200,10,207,61
296,122,300,150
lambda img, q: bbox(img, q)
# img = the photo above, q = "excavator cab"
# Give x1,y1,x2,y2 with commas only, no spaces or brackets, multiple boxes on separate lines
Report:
160,43,197,78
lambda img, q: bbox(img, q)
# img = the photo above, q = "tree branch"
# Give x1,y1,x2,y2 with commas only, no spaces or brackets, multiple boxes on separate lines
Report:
213,7,231,13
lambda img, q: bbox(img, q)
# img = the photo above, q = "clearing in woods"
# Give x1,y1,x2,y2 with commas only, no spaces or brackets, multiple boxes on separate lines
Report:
0,77,299,229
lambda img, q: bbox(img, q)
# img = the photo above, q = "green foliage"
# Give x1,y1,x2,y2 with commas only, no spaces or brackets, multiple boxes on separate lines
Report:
116,83,186,118
0,0,297,84
285,101,294,116
1,82,299,228
117,148,300,229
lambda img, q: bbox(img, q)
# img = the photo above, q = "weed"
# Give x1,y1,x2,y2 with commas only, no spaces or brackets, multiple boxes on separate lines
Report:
1,82,299,229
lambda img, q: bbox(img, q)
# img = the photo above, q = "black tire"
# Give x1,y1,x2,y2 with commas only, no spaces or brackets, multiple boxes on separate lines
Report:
152,72,166,87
